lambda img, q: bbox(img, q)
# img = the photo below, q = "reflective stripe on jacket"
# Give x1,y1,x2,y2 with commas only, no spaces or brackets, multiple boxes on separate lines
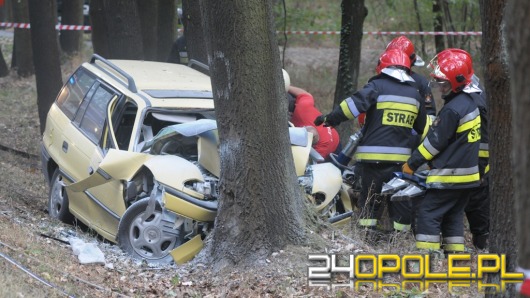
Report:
409,92,481,189
468,91,489,178
339,73,427,163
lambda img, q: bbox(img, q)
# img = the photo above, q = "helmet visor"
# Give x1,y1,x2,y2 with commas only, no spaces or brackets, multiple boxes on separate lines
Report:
429,78,450,90
414,54,425,67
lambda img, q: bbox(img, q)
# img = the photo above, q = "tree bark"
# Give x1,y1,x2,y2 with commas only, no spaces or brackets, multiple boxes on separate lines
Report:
505,0,530,271
12,0,34,77
480,0,516,296
433,0,445,54
59,0,83,55
28,0,63,134
156,0,175,62
200,0,307,269
182,0,208,68
90,0,143,59
89,0,110,58
0,47,8,77
412,0,426,55
137,0,158,61
333,0,366,146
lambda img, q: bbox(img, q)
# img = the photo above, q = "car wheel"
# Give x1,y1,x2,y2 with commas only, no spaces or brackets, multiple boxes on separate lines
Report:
48,169,74,223
118,197,182,264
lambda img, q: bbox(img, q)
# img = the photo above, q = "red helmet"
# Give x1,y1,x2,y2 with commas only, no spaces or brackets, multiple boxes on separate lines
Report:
376,49,411,74
444,48,474,78
386,35,424,66
429,50,472,93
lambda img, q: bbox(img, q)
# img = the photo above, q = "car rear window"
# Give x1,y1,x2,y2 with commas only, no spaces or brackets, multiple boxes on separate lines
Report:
56,68,96,119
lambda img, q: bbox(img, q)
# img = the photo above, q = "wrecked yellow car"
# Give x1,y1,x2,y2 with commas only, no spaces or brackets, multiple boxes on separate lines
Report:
41,55,348,264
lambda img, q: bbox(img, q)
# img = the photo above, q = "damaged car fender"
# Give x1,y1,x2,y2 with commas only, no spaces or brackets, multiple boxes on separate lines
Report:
66,149,204,194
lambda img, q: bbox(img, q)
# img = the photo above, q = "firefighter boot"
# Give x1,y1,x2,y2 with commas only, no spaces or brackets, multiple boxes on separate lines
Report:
472,233,488,250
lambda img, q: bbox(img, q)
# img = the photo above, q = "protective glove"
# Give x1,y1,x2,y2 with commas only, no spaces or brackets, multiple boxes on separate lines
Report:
314,112,345,127
402,162,414,175
314,115,326,126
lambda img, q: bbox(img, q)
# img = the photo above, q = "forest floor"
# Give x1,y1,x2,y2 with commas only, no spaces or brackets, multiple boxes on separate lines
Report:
0,34,487,297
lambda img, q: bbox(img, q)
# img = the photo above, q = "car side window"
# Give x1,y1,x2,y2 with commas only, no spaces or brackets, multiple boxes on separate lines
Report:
78,84,116,144
56,68,96,120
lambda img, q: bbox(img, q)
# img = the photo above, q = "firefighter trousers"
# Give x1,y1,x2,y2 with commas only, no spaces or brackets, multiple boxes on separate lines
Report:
356,162,411,231
415,188,472,252
465,182,490,249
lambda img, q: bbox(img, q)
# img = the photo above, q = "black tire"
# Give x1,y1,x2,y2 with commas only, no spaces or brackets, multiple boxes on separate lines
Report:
48,169,75,223
117,197,183,265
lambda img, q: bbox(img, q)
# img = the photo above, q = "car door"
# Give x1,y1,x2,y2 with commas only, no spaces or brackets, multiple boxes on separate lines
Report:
82,97,143,240
62,80,121,238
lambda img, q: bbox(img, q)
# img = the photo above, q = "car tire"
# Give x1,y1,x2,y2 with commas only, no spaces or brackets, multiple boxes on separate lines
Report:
117,197,183,265
48,169,75,223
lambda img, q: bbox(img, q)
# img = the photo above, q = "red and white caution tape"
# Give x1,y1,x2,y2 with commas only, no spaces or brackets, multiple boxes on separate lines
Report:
0,22,482,36
0,22,91,31
55,24,92,31
0,22,31,29
278,30,482,36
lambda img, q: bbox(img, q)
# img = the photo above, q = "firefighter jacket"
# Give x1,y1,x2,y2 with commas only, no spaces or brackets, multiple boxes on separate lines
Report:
411,72,437,116
408,91,481,189
466,87,489,180
335,72,427,163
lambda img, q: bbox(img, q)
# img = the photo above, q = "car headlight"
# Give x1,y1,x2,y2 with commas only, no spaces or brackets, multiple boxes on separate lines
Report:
184,179,219,200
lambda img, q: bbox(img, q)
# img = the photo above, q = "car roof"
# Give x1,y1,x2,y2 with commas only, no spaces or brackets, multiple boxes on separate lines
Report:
108,60,212,92
86,57,215,109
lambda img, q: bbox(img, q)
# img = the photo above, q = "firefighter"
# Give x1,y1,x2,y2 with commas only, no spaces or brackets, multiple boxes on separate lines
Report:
402,49,481,253
357,36,436,135
386,35,437,116
315,49,427,239
445,48,490,250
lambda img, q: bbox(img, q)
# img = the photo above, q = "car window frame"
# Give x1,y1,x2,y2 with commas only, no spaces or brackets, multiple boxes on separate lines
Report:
72,79,121,148
56,67,97,120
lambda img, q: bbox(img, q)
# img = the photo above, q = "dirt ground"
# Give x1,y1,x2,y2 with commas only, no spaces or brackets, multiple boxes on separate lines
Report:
0,41,483,297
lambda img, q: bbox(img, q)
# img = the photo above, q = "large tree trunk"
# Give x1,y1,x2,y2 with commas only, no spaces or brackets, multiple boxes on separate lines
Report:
480,0,516,297
90,0,143,59
333,0,366,146
12,0,34,77
182,0,208,68
59,0,83,55
505,0,530,272
137,0,158,61
200,0,307,269
156,0,175,62
28,0,63,134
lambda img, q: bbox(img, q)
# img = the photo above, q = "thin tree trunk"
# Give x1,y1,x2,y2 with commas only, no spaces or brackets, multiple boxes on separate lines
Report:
89,0,109,58
137,0,158,61
505,0,530,271
433,0,444,54
200,0,307,270
90,0,143,59
0,47,8,77
156,0,175,62
12,0,34,77
413,0,426,56
182,0,208,68
480,0,516,297
59,0,83,55
333,0,366,146
28,0,63,134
